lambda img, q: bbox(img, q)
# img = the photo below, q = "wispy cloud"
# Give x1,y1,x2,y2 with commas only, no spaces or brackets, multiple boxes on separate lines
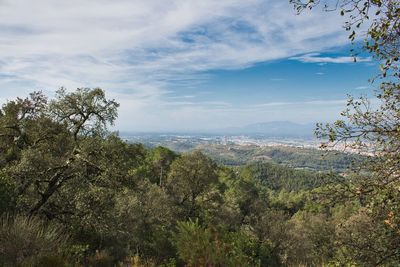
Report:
0,1,347,89
167,95,196,99
355,86,369,90
291,53,371,64
254,99,347,108
0,0,357,130
270,78,285,82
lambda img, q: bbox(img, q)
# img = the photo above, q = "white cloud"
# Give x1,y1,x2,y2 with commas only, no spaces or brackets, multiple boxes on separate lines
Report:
270,78,285,82
0,0,355,130
355,86,369,90
254,99,347,108
290,53,371,64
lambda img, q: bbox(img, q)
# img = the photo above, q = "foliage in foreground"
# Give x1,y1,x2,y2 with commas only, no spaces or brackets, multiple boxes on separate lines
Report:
291,0,400,264
1,88,399,266
0,215,67,266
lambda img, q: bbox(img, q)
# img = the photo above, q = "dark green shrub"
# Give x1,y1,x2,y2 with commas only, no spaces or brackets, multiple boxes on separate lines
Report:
34,254,69,267
0,214,68,266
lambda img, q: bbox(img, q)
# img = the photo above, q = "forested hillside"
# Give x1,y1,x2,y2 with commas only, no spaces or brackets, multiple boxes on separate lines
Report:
129,137,362,171
197,144,362,171
0,88,397,266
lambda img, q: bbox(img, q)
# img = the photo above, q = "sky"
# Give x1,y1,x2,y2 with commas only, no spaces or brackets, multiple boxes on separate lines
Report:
0,0,379,132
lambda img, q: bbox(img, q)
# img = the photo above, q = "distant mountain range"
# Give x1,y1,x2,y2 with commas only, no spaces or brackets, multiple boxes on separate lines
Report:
216,121,316,137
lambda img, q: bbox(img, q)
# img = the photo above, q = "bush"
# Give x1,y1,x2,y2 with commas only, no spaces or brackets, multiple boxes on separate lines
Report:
0,214,68,266
87,250,114,267
35,254,69,267
175,219,255,267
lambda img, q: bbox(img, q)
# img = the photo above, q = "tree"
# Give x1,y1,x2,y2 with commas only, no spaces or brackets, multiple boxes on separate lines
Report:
292,0,400,264
0,88,119,216
334,208,400,265
152,146,177,187
50,87,119,141
165,151,220,220
0,92,48,166
175,219,256,267
113,180,177,263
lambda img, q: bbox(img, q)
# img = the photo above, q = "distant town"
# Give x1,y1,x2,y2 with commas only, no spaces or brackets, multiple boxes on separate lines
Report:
121,133,319,149
121,132,369,156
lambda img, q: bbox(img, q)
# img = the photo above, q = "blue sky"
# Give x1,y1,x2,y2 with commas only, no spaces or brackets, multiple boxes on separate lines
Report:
0,0,379,132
